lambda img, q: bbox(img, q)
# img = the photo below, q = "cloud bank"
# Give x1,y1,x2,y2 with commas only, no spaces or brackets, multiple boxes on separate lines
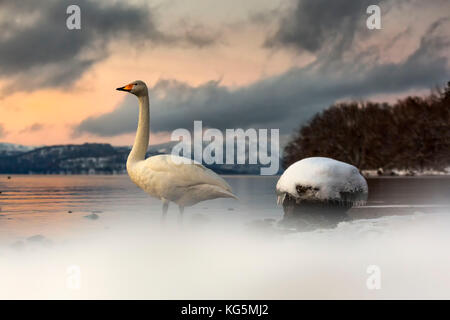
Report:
0,0,217,92
1,0,448,141
75,16,450,137
265,0,385,59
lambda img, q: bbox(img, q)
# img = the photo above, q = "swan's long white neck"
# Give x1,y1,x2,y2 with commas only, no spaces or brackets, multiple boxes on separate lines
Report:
127,94,149,166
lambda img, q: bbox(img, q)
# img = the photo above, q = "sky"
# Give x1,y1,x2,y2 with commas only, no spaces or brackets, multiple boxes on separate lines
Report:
0,0,449,147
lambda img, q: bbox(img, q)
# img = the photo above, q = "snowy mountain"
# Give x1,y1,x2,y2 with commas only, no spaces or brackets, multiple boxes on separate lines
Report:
0,143,37,156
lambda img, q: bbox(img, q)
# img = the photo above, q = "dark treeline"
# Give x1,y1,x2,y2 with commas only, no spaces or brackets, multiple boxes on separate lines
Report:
283,82,450,171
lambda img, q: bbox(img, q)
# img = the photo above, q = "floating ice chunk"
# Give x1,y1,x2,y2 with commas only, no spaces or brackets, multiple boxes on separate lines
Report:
26,234,46,242
25,234,53,247
84,213,99,220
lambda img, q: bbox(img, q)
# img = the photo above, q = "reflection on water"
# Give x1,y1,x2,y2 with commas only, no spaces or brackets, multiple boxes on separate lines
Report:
279,203,351,231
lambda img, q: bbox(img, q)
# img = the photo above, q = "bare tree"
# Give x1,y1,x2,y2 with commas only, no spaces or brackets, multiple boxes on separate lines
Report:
283,82,450,171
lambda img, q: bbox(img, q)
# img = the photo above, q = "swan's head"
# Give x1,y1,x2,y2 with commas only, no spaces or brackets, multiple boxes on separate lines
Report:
116,80,148,97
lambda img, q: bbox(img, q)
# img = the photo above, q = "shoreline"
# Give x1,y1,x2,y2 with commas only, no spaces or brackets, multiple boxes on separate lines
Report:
1,173,450,178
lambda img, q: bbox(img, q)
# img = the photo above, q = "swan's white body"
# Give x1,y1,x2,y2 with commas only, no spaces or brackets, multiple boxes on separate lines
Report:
127,154,236,207
118,80,236,216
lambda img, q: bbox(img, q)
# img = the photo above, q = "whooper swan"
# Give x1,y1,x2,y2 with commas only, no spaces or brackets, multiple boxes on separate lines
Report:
116,80,237,220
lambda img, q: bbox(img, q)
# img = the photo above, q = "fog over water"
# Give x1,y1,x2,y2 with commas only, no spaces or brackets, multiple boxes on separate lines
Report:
0,175,449,299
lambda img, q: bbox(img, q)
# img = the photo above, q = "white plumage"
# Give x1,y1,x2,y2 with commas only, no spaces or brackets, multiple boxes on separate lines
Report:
128,154,236,207
117,80,237,218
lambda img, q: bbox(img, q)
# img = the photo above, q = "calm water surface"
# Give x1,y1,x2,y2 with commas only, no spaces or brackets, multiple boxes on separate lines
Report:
1,175,449,213
0,175,448,238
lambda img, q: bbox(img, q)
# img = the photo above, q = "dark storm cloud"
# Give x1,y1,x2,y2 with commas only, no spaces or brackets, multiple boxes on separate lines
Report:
265,0,386,60
0,0,217,92
70,1,449,138
74,19,450,138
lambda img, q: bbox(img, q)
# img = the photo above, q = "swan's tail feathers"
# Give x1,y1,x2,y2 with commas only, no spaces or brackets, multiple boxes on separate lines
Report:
201,184,238,201
209,185,238,200
179,184,239,207
221,189,239,201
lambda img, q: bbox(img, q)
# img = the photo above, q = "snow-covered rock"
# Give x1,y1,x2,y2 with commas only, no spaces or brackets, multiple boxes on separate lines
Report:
277,157,368,206
276,157,368,230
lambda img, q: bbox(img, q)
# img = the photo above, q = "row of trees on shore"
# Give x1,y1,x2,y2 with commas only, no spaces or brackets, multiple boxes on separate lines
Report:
283,82,450,171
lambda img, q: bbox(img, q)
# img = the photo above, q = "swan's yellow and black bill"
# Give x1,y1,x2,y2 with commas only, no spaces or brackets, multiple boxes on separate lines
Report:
116,84,134,92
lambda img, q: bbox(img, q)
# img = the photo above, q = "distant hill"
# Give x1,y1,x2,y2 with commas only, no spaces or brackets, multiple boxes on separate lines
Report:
0,143,128,174
0,142,279,175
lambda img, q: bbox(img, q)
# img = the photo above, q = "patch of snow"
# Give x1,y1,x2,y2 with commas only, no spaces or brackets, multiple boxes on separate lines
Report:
362,167,450,177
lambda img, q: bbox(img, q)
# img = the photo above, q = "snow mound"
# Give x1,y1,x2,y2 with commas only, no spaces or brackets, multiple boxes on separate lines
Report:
276,157,368,205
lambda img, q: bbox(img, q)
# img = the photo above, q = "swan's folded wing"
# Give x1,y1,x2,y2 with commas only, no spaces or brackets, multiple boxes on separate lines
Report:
140,154,233,192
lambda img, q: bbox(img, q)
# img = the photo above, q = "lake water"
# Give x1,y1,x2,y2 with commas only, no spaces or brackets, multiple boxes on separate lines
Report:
0,175,449,299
